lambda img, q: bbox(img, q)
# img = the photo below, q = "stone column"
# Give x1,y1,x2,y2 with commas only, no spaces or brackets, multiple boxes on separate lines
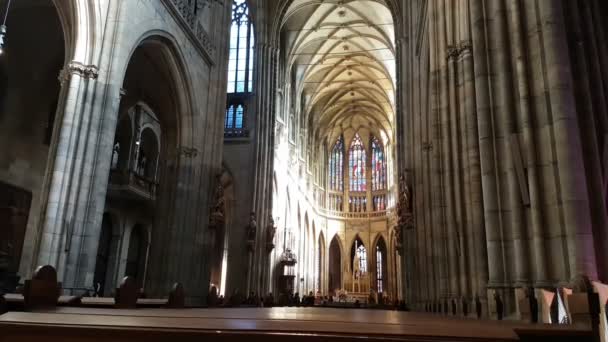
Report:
469,0,505,299
539,0,597,280
35,61,123,292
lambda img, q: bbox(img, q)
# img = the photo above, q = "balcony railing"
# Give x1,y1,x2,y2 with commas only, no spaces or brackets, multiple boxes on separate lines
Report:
164,0,215,62
224,128,250,139
108,169,158,201
320,209,388,220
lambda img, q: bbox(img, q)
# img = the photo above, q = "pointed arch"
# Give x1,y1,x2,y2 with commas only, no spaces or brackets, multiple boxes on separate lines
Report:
328,234,343,294
316,230,326,293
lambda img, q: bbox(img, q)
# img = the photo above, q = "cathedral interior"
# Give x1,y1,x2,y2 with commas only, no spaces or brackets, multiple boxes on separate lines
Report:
1,0,608,341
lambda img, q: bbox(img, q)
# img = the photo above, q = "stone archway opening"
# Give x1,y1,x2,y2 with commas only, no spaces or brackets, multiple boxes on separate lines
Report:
125,224,149,290
92,213,113,296
328,235,342,295
0,0,65,285
101,36,189,295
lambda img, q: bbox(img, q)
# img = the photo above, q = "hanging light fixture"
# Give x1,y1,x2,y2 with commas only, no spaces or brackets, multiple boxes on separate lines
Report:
0,0,13,55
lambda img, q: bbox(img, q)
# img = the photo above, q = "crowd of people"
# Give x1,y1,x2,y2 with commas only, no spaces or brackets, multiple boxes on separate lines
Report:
206,286,409,310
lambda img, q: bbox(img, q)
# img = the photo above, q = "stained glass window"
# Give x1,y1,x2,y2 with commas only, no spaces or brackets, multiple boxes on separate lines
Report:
357,244,367,274
329,137,344,191
371,136,386,191
376,244,384,293
228,0,254,94
350,237,368,275
349,134,366,192
225,104,244,129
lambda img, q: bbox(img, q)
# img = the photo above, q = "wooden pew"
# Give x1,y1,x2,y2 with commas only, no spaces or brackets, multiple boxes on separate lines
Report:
0,293,6,314
2,265,80,311
0,307,595,342
114,276,138,309
166,282,185,308
78,278,174,309
23,265,61,310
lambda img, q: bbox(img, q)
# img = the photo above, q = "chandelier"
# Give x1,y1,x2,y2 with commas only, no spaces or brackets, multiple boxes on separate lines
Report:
0,0,12,55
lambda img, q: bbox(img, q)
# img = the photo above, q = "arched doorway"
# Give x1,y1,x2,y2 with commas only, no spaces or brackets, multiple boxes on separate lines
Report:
93,214,113,296
105,34,190,296
0,0,65,279
328,235,341,294
125,224,149,289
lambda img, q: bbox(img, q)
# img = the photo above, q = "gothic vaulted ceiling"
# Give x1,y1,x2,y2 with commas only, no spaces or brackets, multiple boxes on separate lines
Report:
281,0,396,144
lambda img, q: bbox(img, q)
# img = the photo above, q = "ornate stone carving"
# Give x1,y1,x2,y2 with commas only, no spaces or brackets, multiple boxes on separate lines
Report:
446,45,460,60
208,175,225,230
459,40,473,56
396,173,414,252
165,0,216,61
178,146,199,158
279,249,297,265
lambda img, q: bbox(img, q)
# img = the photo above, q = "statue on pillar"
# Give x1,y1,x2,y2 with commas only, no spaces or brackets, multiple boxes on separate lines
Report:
397,173,413,230
352,252,361,293
266,215,277,252
111,142,120,170
208,175,225,230
246,212,257,251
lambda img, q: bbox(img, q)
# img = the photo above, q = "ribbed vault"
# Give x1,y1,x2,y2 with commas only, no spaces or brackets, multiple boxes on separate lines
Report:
281,0,396,144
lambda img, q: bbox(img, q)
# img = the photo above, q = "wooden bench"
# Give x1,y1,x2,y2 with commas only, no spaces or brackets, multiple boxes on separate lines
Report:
0,307,594,342
2,270,182,311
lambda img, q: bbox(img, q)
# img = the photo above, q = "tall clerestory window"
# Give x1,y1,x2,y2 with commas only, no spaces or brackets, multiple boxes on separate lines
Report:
329,137,344,191
349,133,366,192
227,0,254,94
371,136,386,191
225,0,254,137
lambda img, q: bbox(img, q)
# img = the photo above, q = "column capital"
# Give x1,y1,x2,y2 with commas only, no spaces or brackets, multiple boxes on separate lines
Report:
58,61,99,84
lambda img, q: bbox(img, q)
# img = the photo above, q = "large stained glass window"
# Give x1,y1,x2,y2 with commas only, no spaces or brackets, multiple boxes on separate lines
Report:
349,134,366,192
228,0,254,94
371,136,386,191
329,137,344,191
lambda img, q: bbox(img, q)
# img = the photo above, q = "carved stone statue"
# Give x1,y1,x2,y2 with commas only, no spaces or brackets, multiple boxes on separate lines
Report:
247,212,257,242
111,142,120,170
209,175,225,230
397,173,413,231
266,215,277,247
138,150,147,177
398,174,411,212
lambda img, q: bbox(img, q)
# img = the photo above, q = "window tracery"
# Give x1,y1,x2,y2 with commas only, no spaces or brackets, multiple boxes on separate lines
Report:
349,134,366,192
371,136,386,191
227,0,254,94
376,244,384,293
